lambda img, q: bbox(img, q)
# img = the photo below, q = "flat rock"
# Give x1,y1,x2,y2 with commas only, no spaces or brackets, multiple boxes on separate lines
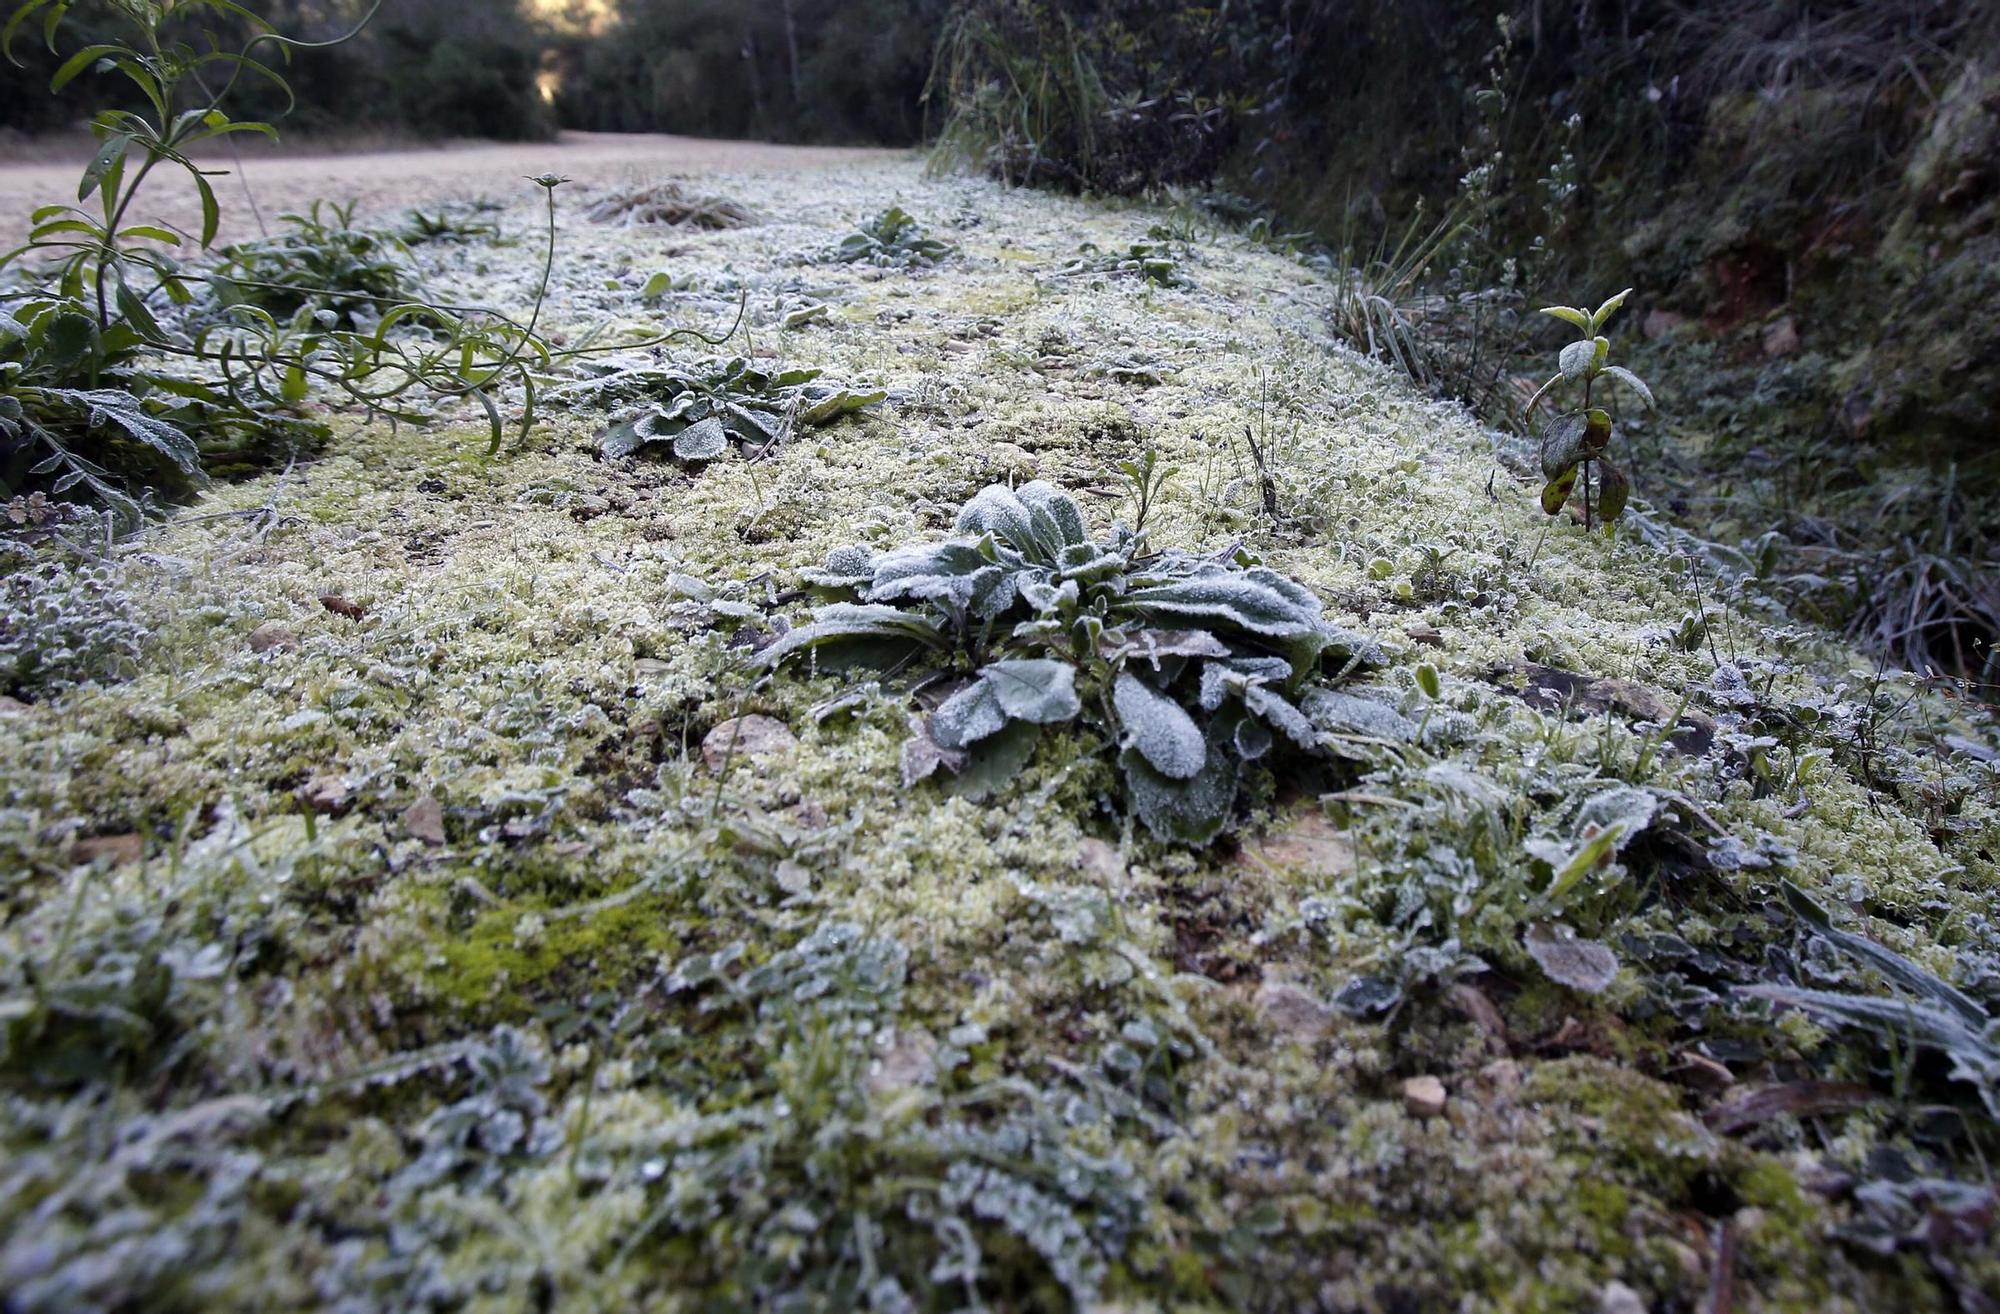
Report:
1255,980,1334,1043
1402,1074,1448,1119
1238,811,1355,879
402,794,447,846
249,622,297,653
299,773,353,815
702,714,797,772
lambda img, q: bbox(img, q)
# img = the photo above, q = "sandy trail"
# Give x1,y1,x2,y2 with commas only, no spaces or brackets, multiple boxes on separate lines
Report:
0,130,903,245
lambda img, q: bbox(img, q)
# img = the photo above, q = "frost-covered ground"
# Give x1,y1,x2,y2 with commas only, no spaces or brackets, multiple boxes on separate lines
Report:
3,150,1998,1312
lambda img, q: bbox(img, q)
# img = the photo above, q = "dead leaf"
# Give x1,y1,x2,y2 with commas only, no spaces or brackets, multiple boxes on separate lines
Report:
1524,922,1620,993
1449,982,1510,1054
318,593,367,620
299,773,352,815
1704,1081,1878,1135
75,833,142,866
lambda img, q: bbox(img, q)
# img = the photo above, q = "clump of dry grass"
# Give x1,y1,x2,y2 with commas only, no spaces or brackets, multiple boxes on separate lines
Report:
582,179,760,229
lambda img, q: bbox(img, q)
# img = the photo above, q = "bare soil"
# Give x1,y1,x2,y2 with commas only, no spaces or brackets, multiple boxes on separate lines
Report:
0,129,902,244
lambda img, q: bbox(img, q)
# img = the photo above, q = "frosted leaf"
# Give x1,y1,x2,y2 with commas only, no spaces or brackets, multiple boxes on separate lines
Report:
1126,568,1321,637
1113,672,1205,779
1540,411,1588,479
900,715,966,786
1573,786,1657,852
671,415,728,461
1106,628,1232,669
758,603,945,668
1332,975,1402,1017
1302,688,1416,742
1244,684,1319,749
941,720,1043,801
953,483,1035,548
1559,337,1596,382
868,540,1002,607
931,678,1006,749
1017,480,1088,547
1018,576,1080,613
802,543,876,589
1120,742,1236,843
1524,922,1620,993
1198,656,1293,710
1233,713,1273,759
982,658,1081,723
78,389,201,471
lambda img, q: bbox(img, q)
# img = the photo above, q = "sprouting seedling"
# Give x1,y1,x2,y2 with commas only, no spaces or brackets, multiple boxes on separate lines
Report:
1117,447,1178,536
1413,662,1441,739
1524,289,1655,532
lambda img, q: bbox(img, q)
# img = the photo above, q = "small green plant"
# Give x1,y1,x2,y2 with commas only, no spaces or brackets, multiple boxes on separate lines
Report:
398,203,501,246
1525,289,1655,530
1118,447,1177,535
1051,239,1184,286
0,492,145,699
554,357,885,465
762,479,1382,843
208,200,417,330
825,206,954,267
1,1,741,514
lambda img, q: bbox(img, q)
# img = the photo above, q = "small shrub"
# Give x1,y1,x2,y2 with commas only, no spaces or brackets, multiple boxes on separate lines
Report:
0,548,146,700
398,203,501,246
2,295,324,513
1526,289,1656,529
763,479,1383,843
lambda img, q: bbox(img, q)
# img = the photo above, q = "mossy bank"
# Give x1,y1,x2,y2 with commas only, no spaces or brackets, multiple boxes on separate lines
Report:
3,153,1997,1312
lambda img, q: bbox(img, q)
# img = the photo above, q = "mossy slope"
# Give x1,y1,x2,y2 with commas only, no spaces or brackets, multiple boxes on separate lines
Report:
2,158,1996,1312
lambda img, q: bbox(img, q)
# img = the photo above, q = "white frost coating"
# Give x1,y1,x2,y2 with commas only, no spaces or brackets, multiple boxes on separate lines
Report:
1573,786,1659,850
931,678,1006,749
1125,570,1322,637
1113,671,1206,779
982,659,1081,723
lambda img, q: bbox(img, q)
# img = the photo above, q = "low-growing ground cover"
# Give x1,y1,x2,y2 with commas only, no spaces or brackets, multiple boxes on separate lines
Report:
2,150,1996,1313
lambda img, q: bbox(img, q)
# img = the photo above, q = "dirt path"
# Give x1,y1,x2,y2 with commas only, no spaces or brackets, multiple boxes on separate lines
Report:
0,130,903,245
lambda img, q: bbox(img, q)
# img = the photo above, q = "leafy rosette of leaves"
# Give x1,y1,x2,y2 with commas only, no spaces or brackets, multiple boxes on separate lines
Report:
766,480,1383,843
553,356,885,464
1526,289,1654,527
1051,240,1184,287
825,206,955,267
